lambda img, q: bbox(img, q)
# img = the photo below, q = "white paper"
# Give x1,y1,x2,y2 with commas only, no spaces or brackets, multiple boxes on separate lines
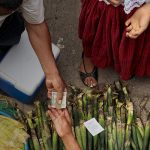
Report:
84,118,104,136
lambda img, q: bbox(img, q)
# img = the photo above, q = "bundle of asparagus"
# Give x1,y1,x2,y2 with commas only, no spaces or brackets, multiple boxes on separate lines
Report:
1,80,149,150
68,81,150,150
26,101,65,150
26,81,149,150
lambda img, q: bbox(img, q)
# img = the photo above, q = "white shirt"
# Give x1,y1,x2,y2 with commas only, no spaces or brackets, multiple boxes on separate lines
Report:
124,0,146,14
0,0,45,27
98,0,150,14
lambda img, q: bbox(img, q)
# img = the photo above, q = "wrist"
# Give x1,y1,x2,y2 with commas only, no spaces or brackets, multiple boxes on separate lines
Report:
62,133,81,150
45,69,60,79
62,133,75,143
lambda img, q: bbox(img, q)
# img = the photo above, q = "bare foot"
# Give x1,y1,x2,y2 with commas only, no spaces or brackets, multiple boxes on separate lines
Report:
79,54,98,87
125,3,150,39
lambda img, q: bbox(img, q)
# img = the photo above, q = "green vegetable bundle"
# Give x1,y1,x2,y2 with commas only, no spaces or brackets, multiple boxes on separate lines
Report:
2,80,149,150
26,101,65,150
68,81,150,150
26,81,149,150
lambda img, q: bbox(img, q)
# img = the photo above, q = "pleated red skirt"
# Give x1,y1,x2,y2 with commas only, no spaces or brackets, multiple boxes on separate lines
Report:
79,0,150,80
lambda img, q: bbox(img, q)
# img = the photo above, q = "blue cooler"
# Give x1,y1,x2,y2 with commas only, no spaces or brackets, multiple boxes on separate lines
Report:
0,31,60,104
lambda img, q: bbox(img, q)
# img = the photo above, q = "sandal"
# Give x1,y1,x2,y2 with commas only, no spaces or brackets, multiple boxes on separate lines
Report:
79,52,98,87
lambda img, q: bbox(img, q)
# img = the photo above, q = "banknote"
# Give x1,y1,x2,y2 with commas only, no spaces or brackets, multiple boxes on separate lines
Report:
50,91,67,109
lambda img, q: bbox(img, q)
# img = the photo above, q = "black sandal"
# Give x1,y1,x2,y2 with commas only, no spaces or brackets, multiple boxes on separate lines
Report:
79,53,98,87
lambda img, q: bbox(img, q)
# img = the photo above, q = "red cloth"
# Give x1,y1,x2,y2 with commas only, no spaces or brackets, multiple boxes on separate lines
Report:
79,0,150,80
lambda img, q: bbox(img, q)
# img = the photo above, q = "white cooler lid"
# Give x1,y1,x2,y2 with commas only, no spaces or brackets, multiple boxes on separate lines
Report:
0,30,60,95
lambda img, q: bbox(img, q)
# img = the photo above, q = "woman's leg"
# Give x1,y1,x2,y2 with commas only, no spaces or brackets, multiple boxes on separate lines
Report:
79,54,98,87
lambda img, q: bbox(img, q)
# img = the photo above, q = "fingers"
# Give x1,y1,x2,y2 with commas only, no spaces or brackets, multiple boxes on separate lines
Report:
64,109,72,124
126,30,138,39
125,16,142,39
126,26,145,39
56,91,64,105
54,80,66,104
125,19,131,26
48,110,55,121
127,34,138,39
48,107,60,118
126,25,133,32
48,105,63,116
46,80,66,104
64,109,70,119
46,80,53,99
47,88,53,99
48,105,52,110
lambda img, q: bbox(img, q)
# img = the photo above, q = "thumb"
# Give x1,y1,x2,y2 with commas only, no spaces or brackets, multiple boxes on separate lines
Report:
56,90,64,105
46,80,53,99
56,85,66,105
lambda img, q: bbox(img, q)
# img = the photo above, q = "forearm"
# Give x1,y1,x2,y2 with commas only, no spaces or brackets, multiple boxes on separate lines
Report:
146,3,150,14
143,3,150,20
62,134,81,150
26,21,59,77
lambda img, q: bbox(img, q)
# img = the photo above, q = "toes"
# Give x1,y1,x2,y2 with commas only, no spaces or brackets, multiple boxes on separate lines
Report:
84,77,97,87
84,77,90,87
84,78,89,86
89,77,97,87
87,78,92,87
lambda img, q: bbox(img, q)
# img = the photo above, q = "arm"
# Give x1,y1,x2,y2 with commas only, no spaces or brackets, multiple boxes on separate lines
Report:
48,107,81,150
145,3,150,14
62,133,81,150
125,3,150,39
26,21,65,102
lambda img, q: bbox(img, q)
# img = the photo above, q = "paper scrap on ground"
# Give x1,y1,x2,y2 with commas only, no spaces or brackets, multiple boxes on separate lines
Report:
50,91,67,109
84,118,104,136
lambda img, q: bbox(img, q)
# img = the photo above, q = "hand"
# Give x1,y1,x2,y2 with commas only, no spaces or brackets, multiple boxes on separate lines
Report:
46,73,66,104
125,4,150,39
109,0,122,7
48,107,73,138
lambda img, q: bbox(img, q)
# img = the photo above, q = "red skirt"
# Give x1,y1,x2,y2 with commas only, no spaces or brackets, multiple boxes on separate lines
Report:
79,0,150,80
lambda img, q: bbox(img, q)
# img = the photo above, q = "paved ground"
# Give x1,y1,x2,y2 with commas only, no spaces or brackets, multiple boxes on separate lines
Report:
0,0,150,117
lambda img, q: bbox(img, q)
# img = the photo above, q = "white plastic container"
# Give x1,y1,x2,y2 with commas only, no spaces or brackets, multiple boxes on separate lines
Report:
0,31,60,103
